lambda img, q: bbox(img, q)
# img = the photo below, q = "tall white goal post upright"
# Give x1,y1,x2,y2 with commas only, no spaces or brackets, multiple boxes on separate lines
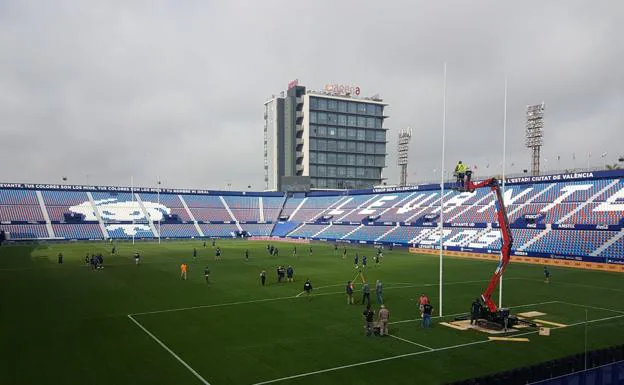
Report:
500,77,508,309
439,63,447,317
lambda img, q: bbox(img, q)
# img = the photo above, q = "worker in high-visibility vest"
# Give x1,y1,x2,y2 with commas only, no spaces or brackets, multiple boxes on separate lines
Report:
454,161,467,188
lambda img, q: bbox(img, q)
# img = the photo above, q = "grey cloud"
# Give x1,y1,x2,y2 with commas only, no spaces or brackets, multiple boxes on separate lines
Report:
0,0,622,190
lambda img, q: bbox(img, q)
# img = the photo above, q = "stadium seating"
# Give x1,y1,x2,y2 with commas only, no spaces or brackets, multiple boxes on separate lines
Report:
52,224,103,239
240,223,274,236
41,190,91,221
159,224,200,238
0,224,48,239
223,196,261,222
0,172,622,268
199,223,240,237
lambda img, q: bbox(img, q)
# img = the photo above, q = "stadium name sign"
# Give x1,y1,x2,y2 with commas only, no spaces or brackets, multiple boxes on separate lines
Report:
506,172,594,184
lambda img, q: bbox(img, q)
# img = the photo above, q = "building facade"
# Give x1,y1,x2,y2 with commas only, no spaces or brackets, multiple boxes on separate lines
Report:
264,82,388,191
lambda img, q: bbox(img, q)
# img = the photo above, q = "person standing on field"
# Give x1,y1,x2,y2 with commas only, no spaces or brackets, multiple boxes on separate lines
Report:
361,281,371,306
544,266,551,283
180,263,188,280
260,270,266,286
362,305,375,336
470,298,482,325
378,305,390,336
346,280,355,304
375,280,383,304
422,302,434,328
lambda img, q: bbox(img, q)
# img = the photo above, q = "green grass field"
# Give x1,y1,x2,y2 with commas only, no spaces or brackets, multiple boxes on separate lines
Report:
1,240,623,385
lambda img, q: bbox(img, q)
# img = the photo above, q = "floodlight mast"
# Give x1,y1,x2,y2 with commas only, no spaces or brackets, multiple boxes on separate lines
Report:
397,127,412,186
463,171,513,313
525,103,545,176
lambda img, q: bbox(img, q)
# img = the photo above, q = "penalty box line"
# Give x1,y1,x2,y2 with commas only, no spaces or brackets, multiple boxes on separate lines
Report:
250,311,624,385
127,314,212,385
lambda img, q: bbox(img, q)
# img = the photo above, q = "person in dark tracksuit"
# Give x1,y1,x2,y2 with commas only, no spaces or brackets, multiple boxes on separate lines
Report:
260,270,266,286
470,298,482,325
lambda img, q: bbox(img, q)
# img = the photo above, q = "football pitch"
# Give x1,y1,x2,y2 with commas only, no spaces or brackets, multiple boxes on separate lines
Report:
1,240,623,385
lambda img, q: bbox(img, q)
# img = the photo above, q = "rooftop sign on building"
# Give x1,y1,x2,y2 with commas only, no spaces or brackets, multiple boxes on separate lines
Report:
324,83,361,96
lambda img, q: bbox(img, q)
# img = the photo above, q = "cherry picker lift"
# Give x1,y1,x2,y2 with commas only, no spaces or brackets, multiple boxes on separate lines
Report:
454,170,536,330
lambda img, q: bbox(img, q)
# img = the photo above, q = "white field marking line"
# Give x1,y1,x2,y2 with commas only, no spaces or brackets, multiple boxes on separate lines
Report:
296,271,361,297
249,311,624,385
515,277,624,293
135,278,501,315
389,300,560,325
557,301,624,314
127,315,211,385
131,295,300,316
388,334,434,350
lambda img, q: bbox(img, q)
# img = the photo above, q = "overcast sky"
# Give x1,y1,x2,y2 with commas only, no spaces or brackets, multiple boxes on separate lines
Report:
1,0,622,190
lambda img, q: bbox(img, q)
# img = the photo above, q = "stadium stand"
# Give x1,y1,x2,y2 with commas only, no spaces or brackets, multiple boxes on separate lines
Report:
0,170,622,269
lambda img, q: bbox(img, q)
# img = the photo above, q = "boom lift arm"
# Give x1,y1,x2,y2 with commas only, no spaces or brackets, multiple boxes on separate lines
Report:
463,171,513,313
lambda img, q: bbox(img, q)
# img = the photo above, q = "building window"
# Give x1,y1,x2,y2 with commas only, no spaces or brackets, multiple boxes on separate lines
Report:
318,152,327,163
356,167,365,177
317,178,327,188
347,128,357,139
367,117,376,128
375,118,383,128
317,165,326,176
365,155,374,166
337,153,346,164
348,102,357,114
318,112,327,124
338,101,347,113
357,129,366,141
375,130,386,142
310,151,317,163
337,166,346,177
347,115,357,127
328,113,337,124
328,99,337,111
357,142,365,153
327,166,336,177
366,143,374,154
310,97,318,109
318,139,327,151
375,143,385,154
347,141,356,151
338,114,347,126
310,112,317,123
375,156,385,166
347,167,355,178
318,98,327,110
337,127,346,138
326,178,337,188
337,140,346,151
310,138,317,150
367,104,376,115
327,140,336,151
357,103,367,114
365,130,375,141
376,105,383,116
347,154,356,165
328,126,336,137
356,155,365,165
318,125,327,137
357,116,367,127
327,153,336,164
309,165,317,175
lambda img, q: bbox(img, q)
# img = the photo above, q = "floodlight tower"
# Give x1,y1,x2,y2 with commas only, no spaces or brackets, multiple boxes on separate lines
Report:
525,102,545,176
397,127,413,186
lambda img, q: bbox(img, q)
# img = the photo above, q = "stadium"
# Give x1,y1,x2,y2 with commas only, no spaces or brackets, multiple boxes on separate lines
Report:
1,167,623,384
2,3,624,385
